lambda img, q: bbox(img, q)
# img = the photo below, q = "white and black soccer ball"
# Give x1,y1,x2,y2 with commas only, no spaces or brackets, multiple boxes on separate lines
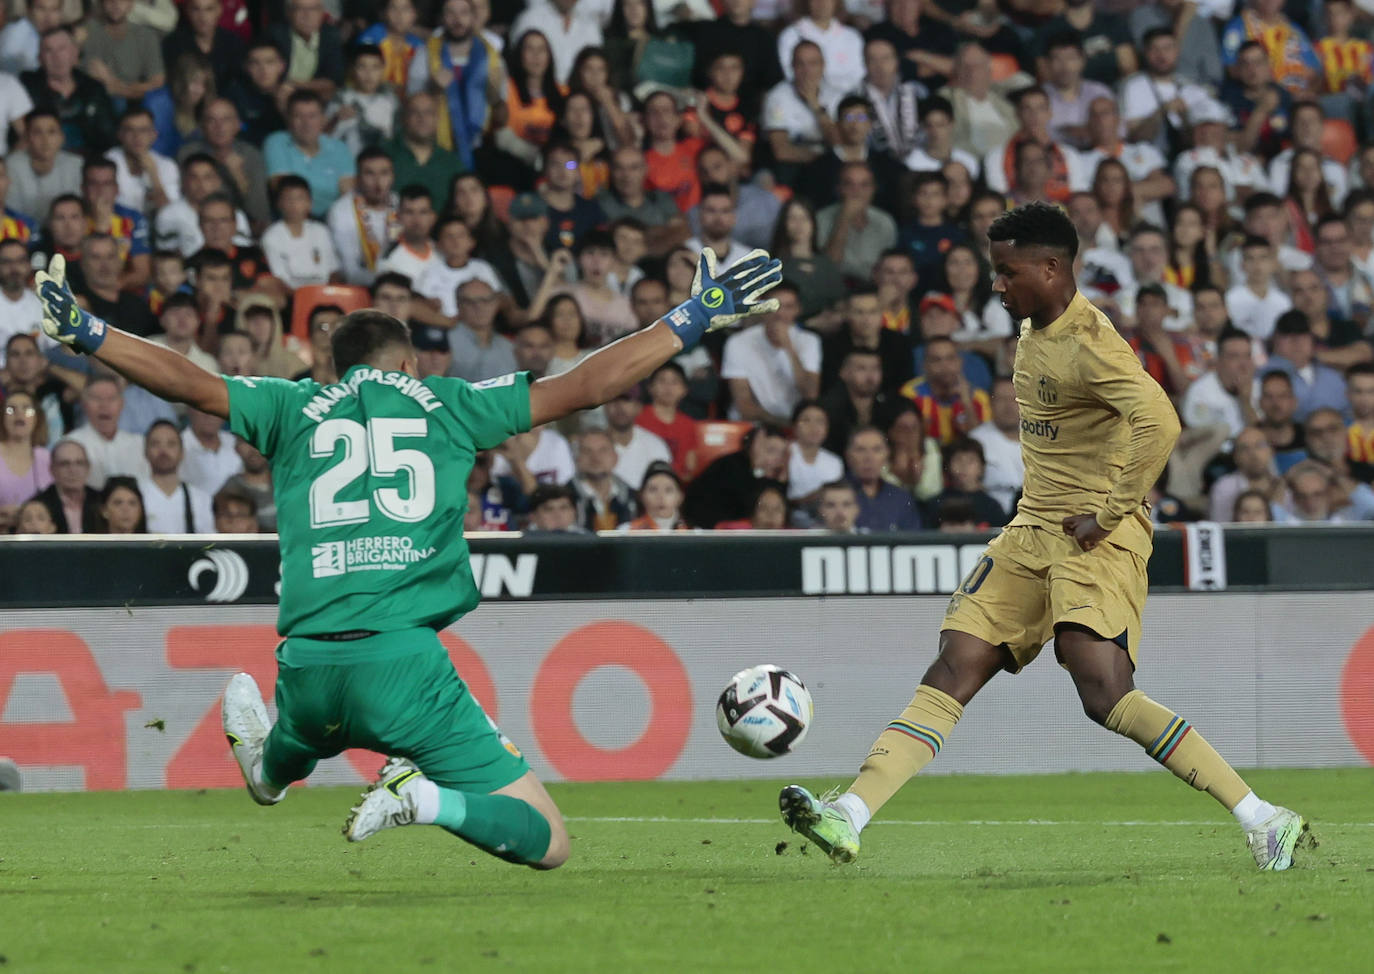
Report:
716,665,813,759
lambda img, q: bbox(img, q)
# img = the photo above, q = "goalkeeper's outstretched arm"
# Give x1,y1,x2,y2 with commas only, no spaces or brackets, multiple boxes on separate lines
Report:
529,249,782,428
96,330,230,419
36,255,229,418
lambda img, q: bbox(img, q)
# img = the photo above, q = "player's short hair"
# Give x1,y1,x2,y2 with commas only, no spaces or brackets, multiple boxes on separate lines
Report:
819,479,857,498
1273,310,1312,336
1241,234,1273,252
332,310,414,372
1346,360,1374,381
911,170,949,194
987,201,1078,260
118,105,155,127
847,283,879,302
398,184,433,205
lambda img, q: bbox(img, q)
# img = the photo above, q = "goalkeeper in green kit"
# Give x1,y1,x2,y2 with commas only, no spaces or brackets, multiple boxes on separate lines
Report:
36,249,782,869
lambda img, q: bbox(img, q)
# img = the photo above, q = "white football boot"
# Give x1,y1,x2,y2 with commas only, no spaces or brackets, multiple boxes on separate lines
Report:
221,672,285,806
343,757,425,842
1245,806,1316,871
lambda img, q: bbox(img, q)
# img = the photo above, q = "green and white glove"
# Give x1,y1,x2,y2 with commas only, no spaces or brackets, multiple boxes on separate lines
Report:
664,248,784,349
36,254,109,354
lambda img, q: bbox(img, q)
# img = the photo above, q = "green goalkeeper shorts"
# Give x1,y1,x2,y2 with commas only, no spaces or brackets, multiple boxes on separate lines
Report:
270,627,529,793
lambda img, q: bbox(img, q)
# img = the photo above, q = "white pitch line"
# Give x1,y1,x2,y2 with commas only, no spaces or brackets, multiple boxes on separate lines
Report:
565,816,1374,827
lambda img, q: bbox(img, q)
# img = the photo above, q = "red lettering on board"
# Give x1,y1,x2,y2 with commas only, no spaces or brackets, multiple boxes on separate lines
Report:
0,630,141,789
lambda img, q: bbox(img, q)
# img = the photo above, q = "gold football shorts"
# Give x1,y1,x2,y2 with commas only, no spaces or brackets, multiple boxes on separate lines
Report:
942,525,1148,672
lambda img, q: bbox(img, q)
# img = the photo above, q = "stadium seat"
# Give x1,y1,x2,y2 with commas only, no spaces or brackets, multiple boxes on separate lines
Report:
691,420,752,476
489,185,516,223
989,54,1021,83
289,284,372,343
1321,119,1357,165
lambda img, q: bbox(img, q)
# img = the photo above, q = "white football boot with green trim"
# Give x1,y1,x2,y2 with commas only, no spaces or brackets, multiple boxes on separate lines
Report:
221,673,285,806
1245,807,1315,871
343,757,424,842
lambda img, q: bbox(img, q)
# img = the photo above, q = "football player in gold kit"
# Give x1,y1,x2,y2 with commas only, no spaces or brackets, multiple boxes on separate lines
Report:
781,202,1313,871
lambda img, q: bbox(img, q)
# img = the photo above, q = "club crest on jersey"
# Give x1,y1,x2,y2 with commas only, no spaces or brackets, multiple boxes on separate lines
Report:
1036,375,1059,405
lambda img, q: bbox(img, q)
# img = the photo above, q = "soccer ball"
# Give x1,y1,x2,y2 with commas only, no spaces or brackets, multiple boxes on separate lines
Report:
716,665,813,759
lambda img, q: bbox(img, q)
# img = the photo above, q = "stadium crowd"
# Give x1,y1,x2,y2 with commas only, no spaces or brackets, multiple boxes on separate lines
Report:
1,0,1373,535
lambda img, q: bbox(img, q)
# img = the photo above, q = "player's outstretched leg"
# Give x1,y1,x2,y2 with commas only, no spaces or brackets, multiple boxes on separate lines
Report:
781,631,1008,863
345,759,570,869
1058,628,1315,871
221,673,287,806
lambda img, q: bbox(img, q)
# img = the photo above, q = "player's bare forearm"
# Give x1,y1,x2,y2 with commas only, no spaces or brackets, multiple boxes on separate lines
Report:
529,321,682,427
94,329,230,418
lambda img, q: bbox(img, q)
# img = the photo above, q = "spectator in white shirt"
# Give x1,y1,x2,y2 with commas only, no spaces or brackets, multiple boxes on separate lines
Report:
137,419,213,533
604,388,671,490
778,0,865,95
105,106,180,215
787,399,844,509
154,153,252,256
260,174,341,289
1121,27,1211,156
377,184,442,284
326,146,397,286
181,406,243,497
510,0,602,86
762,41,843,173
1268,102,1348,210
1181,329,1260,439
721,282,822,425
1226,235,1293,341
413,215,504,320
0,237,45,351
147,292,218,374
685,182,752,270
65,376,152,488
492,426,577,493
968,376,1023,518
0,0,64,76
1040,32,1114,151
1118,224,1194,329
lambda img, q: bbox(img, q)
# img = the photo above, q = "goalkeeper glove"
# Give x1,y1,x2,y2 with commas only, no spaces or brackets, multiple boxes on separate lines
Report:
664,248,784,350
36,254,109,354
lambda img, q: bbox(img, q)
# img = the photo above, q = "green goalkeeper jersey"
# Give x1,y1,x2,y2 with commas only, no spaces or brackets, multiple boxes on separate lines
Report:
226,367,531,639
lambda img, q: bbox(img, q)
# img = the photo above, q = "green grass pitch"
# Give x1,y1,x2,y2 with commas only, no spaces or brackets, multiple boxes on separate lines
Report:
2,769,1371,973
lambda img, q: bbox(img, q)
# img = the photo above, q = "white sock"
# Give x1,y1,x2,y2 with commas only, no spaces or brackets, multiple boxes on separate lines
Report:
411,777,441,824
1231,791,1277,830
250,758,286,801
833,792,872,832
